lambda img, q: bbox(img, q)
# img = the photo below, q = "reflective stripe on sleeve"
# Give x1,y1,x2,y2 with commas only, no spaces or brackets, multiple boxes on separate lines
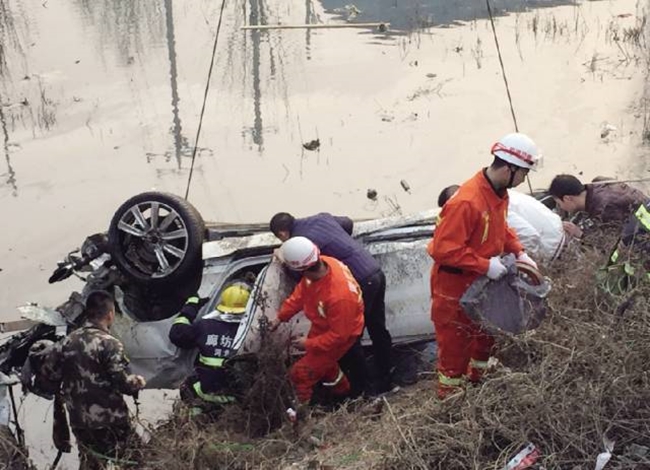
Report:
322,369,344,388
192,381,235,404
635,204,650,231
199,356,226,367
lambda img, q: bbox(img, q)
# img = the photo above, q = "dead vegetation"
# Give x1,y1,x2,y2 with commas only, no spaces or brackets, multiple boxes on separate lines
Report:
0,425,31,469
135,227,650,469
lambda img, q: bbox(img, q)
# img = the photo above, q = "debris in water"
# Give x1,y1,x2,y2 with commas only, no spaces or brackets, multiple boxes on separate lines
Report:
601,123,617,139
400,180,411,193
334,4,361,22
366,189,378,201
303,139,320,151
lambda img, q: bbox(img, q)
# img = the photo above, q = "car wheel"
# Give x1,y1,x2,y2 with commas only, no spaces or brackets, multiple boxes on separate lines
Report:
108,192,205,285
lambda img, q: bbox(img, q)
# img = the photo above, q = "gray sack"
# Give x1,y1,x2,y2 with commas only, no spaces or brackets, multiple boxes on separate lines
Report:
460,254,551,335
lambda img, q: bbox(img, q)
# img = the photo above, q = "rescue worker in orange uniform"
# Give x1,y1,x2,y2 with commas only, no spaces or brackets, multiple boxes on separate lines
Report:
270,236,365,405
428,133,540,399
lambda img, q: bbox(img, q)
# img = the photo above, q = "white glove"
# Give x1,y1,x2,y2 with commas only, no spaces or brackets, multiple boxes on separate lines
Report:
517,252,538,269
487,256,507,280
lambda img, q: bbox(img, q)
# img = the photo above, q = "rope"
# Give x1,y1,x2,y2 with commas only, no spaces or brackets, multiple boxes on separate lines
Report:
485,0,518,131
485,0,534,194
184,0,228,200
8,385,24,448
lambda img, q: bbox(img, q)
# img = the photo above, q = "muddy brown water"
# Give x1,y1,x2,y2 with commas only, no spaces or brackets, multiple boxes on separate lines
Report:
1,0,649,467
1,0,648,316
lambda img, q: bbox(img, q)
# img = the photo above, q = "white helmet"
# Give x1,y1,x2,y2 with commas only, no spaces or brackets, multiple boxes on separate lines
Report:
491,133,541,170
279,236,320,271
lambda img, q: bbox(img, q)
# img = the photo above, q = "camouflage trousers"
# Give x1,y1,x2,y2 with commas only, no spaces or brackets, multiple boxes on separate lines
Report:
73,425,139,470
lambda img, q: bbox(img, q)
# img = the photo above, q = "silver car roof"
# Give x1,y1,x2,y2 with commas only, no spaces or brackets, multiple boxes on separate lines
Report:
201,209,437,261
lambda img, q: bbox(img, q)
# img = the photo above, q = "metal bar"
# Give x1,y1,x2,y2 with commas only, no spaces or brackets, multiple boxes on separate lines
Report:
241,22,389,30
0,319,36,333
8,385,24,447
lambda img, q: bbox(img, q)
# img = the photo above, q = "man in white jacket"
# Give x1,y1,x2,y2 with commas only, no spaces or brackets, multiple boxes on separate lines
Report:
437,185,568,262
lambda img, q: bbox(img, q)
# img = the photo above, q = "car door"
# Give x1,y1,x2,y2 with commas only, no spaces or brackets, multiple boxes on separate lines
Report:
360,223,435,344
232,259,308,356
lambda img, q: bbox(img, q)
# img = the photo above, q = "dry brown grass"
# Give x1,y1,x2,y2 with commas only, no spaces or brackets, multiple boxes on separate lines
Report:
139,228,650,469
0,425,31,469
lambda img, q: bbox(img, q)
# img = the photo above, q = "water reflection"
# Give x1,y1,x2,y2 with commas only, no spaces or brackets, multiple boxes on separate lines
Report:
1,0,588,199
164,0,184,167
247,0,264,151
0,0,27,195
0,105,18,196
304,0,321,60
74,0,165,65
321,0,578,31
0,0,23,77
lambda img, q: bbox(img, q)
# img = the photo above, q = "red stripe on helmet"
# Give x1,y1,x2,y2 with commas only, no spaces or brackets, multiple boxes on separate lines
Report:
491,142,534,164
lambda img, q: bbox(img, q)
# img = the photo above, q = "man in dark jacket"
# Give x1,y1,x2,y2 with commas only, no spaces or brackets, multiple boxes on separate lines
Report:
169,283,251,415
548,174,647,226
550,175,650,292
269,212,394,394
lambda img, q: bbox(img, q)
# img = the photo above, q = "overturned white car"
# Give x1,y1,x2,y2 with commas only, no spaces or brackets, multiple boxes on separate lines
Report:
0,192,436,392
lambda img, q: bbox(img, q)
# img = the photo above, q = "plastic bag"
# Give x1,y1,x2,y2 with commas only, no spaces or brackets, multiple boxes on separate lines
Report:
460,254,551,335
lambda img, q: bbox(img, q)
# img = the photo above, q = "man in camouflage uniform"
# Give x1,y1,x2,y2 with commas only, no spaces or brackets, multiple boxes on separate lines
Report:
42,291,146,469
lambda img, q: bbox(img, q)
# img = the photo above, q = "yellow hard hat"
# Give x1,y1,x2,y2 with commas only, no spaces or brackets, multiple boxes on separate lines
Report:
217,284,251,314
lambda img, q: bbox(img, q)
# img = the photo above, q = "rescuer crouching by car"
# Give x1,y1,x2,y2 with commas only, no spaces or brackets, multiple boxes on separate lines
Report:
169,282,252,417
270,236,365,408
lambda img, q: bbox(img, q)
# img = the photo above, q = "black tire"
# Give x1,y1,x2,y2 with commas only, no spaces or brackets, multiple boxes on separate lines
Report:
108,192,205,286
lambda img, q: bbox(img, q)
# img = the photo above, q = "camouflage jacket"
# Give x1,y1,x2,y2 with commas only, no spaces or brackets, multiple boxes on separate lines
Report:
42,321,141,430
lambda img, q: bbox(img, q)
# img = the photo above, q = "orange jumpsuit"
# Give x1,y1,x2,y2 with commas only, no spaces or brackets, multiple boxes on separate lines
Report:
278,256,365,404
428,170,524,398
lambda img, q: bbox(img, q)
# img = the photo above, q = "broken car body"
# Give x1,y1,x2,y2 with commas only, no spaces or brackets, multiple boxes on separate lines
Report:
0,192,435,392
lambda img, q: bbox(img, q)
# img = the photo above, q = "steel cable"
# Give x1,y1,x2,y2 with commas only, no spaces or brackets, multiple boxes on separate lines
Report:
485,0,535,194
184,0,228,200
